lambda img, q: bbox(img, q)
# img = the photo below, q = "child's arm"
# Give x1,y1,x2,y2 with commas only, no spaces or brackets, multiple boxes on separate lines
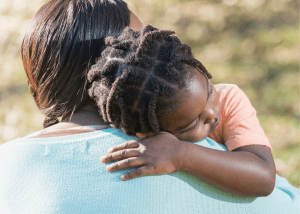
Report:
101,85,276,197
180,139,276,197
100,132,276,197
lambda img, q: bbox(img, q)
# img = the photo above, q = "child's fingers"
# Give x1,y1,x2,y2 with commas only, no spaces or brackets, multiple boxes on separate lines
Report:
106,157,144,172
100,149,140,163
107,140,139,153
120,166,151,181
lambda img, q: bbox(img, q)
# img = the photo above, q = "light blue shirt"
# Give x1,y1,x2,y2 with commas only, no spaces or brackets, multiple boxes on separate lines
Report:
0,128,299,214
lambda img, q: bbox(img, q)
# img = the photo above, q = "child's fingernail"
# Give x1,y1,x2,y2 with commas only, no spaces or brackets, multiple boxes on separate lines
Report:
107,148,113,153
120,175,125,180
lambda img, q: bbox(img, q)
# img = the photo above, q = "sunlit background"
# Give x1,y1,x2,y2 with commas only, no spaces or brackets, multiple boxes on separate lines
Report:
0,0,299,187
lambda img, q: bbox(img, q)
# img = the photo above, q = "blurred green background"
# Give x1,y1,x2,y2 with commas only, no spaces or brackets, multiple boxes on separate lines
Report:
0,0,299,187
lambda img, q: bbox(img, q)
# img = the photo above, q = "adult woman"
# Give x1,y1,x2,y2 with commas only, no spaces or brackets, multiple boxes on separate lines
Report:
0,0,299,214
21,0,142,133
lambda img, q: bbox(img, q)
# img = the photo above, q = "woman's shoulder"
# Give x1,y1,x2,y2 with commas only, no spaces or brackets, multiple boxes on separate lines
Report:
0,128,136,161
0,138,42,173
0,137,48,158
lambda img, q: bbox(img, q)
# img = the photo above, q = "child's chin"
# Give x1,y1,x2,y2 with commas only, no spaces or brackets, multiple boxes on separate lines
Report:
190,136,207,143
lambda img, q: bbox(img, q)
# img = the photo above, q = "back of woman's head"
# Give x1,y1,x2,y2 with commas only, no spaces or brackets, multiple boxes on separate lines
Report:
88,25,212,135
21,0,130,128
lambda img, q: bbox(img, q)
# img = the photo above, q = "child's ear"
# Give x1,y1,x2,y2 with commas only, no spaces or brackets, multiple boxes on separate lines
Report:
136,132,156,139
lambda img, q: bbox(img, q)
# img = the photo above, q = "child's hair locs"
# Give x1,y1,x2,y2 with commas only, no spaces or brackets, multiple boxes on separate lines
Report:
88,25,212,135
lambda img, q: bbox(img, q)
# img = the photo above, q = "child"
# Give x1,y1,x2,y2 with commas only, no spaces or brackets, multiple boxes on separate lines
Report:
89,25,276,197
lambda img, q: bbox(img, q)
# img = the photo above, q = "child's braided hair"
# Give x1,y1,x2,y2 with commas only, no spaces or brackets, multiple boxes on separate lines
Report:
87,25,211,135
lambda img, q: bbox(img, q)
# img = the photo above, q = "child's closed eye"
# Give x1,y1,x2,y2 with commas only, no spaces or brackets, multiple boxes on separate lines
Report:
177,118,199,134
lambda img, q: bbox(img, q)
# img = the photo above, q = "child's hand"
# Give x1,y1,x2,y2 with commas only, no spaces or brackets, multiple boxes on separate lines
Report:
100,132,187,180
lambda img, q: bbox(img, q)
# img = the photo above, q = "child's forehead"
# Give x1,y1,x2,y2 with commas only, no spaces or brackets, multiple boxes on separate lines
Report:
184,64,209,80
157,70,208,132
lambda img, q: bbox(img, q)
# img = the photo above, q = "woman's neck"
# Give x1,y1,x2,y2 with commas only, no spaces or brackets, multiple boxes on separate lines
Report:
61,105,108,127
27,106,109,138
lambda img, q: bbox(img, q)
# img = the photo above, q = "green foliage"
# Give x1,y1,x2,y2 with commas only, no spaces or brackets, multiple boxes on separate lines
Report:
0,0,299,187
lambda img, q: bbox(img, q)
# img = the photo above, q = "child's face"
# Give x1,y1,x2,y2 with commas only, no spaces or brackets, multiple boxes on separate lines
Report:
158,66,220,142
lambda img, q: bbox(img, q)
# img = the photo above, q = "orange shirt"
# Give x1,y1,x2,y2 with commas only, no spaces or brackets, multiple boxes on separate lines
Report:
208,84,271,151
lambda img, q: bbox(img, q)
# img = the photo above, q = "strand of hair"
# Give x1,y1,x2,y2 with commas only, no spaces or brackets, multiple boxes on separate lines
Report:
148,86,160,133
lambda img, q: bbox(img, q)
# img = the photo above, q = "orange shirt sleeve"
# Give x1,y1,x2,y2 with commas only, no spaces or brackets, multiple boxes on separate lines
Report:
209,84,272,151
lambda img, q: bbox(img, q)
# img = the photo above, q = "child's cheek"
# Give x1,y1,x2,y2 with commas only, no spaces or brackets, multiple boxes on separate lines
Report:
176,129,207,143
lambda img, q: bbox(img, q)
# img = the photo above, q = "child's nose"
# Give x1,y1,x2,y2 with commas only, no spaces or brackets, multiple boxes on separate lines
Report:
203,108,215,125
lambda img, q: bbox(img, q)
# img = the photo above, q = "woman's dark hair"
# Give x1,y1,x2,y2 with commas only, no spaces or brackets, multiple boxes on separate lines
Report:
88,25,211,135
21,0,130,128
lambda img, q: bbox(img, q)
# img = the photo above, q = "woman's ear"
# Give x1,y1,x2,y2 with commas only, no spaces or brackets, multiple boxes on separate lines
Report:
136,132,156,139
129,11,143,31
